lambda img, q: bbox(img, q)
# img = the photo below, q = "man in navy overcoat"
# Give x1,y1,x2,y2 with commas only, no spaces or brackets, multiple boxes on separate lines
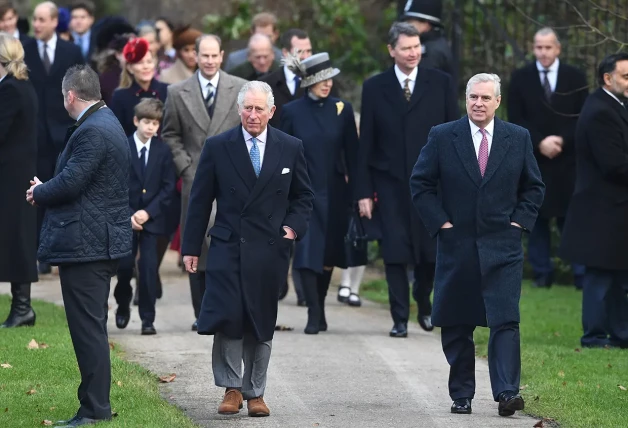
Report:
181,81,313,417
410,73,544,417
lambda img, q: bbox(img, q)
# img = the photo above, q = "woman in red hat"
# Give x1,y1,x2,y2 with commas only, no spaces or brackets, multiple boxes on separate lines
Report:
110,37,168,136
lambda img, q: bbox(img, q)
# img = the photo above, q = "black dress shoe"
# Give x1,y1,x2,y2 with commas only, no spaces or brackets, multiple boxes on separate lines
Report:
55,415,110,427
533,274,553,288
418,314,434,332
389,323,408,338
141,323,157,335
498,392,524,417
115,308,130,329
451,398,472,414
192,320,198,331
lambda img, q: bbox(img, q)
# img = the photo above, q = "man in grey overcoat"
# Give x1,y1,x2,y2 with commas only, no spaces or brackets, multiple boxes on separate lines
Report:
410,73,544,417
162,34,247,330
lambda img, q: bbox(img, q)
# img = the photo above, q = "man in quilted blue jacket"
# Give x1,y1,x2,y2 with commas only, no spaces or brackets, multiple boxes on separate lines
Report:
26,65,132,427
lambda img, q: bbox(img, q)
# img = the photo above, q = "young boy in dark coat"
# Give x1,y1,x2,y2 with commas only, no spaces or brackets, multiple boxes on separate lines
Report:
113,98,176,335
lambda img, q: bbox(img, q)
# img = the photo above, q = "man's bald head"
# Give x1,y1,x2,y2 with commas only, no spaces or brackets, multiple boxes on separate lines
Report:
247,33,274,74
32,1,58,42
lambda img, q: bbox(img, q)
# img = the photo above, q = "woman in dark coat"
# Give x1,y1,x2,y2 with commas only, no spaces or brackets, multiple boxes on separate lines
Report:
280,52,359,334
110,37,168,136
0,34,38,327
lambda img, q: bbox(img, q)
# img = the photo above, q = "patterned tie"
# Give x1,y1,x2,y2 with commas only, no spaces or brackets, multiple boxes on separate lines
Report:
478,129,489,177
542,69,552,101
42,43,51,74
250,137,261,177
403,78,412,101
205,83,215,117
139,147,147,178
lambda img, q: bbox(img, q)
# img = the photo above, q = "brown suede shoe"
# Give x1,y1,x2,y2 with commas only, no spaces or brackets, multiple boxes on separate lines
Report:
217,389,243,415
247,396,270,417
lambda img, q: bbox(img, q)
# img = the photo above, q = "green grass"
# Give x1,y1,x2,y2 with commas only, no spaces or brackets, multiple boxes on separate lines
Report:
361,279,628,427
0,295,197,427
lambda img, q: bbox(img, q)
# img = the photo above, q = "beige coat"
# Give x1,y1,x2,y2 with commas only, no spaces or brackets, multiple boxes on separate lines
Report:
160,58,195,85
162,70,247,270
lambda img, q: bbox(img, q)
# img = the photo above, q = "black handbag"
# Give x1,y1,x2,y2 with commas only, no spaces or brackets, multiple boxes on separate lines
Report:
344,204,369,267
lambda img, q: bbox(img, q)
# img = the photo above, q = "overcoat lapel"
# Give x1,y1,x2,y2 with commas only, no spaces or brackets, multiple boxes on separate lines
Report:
408,67,428,112
227,128,257,192
143,143,159,185
180,73,211,132
452,118,482,187
128,140,143,183
245,127,284,208
480,118,511,187
382,68,408,111
208,73,236,136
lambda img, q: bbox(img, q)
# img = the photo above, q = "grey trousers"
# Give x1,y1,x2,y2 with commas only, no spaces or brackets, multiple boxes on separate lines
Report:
212,332,273,400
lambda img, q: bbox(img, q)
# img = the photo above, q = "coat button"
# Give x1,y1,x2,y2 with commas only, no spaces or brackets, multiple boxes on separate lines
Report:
276,189,282,195
240,238,246,243
269,239,275,245
60,221,65,226
267,214,272,219
240,212,245,217
230,187,235,193
142,189,146,193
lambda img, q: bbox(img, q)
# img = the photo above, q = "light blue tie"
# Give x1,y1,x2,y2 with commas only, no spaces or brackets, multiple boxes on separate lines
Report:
250,137,261,177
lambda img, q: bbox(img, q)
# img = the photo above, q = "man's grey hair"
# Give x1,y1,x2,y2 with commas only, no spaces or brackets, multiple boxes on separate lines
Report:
195,34,222,52
62,65,101,101
388,22,420,48
534,27,560,45
466,73,501,98
248,33,272,49
237,81,275,110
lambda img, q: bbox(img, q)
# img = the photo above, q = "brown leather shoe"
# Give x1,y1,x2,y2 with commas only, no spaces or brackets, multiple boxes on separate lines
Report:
247,396,270,417
217,389,243,415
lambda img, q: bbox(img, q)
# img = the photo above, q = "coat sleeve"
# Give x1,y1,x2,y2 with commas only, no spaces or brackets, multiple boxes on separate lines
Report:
510,129,545,231
586,110,628,187
282,141,314,240
162,89,192,176
356,81,375,200
507,70,545,153
144,147,177,221
342,102,360,198
0,84,20,144
410,126,450,237
181,138,216,256
33,128,106,207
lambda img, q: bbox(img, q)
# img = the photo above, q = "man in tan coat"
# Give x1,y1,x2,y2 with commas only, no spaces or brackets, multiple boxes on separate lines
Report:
162,34,246,330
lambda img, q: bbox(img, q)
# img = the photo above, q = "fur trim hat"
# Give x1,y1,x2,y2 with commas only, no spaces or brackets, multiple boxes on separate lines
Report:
123,37,149,64
172,26,202,51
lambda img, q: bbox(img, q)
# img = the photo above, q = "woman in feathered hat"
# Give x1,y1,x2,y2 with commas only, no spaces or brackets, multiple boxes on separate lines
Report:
280,52,360,334
110,37,168,136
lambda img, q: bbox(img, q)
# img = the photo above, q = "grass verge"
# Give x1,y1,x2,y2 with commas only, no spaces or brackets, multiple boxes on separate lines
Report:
361,278,628,427
0,295,197,427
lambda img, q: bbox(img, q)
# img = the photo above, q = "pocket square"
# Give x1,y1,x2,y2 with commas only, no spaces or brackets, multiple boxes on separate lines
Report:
282,168,290,174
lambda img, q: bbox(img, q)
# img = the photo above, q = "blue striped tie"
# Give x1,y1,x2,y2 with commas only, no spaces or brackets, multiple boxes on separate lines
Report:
250,137,261,177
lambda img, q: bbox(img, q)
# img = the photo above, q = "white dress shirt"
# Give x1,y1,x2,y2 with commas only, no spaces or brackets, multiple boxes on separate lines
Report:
198,70,220,100
284,65,299,96
0,74,5,84
469,118,495,158
37,33,57,65
12,29,19,39
394,64,417,94
242,126,267,168
134,132,152,165
536,58,559,92
603,88,625,106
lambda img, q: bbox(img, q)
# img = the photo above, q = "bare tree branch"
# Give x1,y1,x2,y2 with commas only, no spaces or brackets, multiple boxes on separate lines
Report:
586,0,628,21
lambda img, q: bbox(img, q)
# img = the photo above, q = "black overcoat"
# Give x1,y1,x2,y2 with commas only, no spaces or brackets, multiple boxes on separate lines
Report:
508,62,588,218
280,95,358,273
560,89,628,270
181,125,313,342
410,117,544,327
0,76,39,283
356,66,459,264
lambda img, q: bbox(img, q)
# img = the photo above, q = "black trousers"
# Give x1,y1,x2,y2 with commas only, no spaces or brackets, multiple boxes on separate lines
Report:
189,271,206,319
58,259,118,420
441,323,521,401
384,263,435,325
114,232,159,323
581,268,628,348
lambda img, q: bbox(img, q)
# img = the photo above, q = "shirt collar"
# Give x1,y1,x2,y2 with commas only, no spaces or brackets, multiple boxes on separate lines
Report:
198,70,220,89
38,32,57,50
469,117,495,136
284,65,297,82
394,64,418,83
73,29,91,40
536,58,560,73
133,132,152,152
242,126,268,144
76,103,94,122
0,75,5,84
602,88,625,106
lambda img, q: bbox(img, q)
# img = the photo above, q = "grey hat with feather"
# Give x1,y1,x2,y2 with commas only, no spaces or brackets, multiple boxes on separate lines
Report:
282,52,340,88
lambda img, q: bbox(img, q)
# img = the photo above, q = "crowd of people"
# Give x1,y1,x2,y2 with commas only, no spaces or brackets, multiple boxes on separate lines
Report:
1,0,628,426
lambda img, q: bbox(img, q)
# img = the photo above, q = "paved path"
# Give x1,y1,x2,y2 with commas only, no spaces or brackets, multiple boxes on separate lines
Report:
1,252,539,427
